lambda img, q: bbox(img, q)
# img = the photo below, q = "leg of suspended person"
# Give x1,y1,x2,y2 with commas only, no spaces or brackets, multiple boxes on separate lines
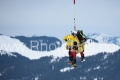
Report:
71,49,77,67
80,51,85,62
68,49,73,65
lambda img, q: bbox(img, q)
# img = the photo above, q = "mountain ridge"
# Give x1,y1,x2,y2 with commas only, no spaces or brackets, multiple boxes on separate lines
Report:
0,49,120,80
0,34,120,61
0,33,120,80
86,33,120,46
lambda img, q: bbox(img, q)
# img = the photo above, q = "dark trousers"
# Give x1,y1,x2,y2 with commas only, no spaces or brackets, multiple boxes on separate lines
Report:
68,50,76,64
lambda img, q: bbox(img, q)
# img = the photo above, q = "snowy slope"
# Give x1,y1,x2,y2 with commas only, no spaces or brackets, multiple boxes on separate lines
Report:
87,33,110,40
87,33,120,46
0,35,120,60
0,50,16,57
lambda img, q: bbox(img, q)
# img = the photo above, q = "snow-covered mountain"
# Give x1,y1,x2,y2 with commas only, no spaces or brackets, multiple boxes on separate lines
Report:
0,34,120,60
0,33,120,80
0,50,119,80
87,33,120,46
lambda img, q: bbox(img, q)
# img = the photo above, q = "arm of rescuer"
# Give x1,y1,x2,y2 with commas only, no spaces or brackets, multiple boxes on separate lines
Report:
63,35,70,41
63,35,74,50
63,35,70,50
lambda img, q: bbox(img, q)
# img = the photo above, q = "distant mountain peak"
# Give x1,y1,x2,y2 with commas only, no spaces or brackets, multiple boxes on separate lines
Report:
86,33,120,46
87,33,110,38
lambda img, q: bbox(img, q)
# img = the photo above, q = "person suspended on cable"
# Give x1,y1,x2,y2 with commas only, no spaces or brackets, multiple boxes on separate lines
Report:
71,30,86,62
63,31,79,67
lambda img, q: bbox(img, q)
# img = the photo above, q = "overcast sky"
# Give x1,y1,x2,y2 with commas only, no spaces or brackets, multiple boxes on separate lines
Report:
0,0,120,39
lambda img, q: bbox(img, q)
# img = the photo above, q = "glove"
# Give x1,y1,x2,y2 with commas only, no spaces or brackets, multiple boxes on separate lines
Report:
83,50,84,52
65,39,67,41
66,45,68,50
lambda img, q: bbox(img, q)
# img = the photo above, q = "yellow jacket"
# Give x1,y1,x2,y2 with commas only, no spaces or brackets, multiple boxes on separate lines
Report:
77,43,85,53
63,34,79,47
63,34,85,53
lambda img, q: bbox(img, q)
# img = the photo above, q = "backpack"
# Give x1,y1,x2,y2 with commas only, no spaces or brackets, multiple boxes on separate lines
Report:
76,30,87,43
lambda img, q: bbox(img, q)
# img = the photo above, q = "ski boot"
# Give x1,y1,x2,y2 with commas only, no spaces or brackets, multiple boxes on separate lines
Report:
81,58,85,62
68,61,72,65
72,64,77,67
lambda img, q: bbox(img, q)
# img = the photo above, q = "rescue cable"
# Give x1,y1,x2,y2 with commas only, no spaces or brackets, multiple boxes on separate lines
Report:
73,0,76,31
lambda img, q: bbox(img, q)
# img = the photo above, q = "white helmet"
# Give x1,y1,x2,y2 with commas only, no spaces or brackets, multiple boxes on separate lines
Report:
71,30,77,35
